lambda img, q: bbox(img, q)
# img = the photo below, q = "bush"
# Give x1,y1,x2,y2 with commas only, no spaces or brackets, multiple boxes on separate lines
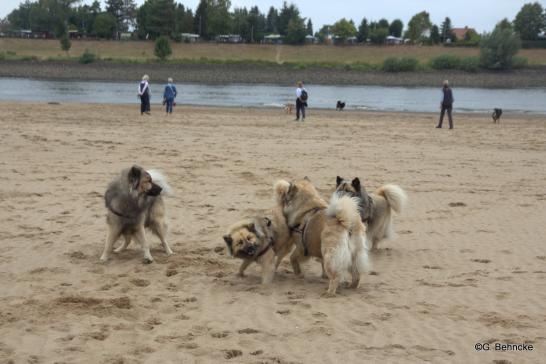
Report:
480,24,521,69
79,49,96,64
383,57,419,72
0,52,5,61
154,36,172,61
60,34,71,54
512,56,528,69
430,54,461,70
459,56,480,72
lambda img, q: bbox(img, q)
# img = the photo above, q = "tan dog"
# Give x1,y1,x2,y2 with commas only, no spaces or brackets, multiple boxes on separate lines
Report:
223,208,295,284
100,165,173,264
284,103,294,114
336,176,407,250
274,178,370,296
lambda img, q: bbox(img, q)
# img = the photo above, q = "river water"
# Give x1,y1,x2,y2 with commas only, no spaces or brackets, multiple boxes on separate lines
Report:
1,77,545,114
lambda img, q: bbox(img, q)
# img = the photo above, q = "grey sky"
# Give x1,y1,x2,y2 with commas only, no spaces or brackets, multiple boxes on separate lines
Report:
1,0,545,33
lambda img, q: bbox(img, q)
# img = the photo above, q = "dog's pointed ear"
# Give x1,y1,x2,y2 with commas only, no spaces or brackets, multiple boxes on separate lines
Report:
129,165,141,190
264,217,272,227
274,180,291,203
246,222,256,234
336,176,343,187
303,176,311,182
351,177,361,192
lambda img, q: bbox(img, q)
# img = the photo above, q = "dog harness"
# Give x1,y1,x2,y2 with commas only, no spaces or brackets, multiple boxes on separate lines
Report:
289,207,323,256
255,237,275,258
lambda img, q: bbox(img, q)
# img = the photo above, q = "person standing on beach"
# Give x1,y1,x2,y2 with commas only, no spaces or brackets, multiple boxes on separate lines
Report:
295,81,308,121
138,75,151,115
437,80,454,129
163,77,178,114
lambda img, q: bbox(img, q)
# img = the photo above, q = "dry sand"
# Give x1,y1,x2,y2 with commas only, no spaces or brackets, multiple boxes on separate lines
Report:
0,102,545,364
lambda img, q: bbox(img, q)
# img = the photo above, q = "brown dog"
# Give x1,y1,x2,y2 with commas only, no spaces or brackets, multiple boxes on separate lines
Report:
275,178,369,296
223,208,295,284
336,176,407,250
100,165,173,264
284,103,294,114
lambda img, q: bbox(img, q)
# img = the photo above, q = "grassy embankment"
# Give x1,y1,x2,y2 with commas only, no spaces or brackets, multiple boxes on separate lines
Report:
1,38,546,70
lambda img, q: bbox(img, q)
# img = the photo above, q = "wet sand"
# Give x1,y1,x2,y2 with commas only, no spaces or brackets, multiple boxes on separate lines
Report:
0,102,545,363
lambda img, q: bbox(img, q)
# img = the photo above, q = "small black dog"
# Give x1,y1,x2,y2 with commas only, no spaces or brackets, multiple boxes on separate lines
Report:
492,108,502,123
336,101,346,111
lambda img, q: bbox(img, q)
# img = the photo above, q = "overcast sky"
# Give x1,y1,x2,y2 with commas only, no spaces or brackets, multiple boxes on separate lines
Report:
1,0,545,33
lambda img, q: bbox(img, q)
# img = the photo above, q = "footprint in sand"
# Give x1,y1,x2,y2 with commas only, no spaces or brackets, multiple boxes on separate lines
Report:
130,279,151,287
471,259,491,264
238,328,259,334
224,349,243,359
211,331,230,338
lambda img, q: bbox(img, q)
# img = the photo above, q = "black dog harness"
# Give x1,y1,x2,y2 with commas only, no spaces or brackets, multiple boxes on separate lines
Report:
255,237,275,258
289,207,323,256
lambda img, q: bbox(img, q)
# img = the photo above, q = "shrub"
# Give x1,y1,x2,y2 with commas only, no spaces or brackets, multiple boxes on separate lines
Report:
154,36,172,61
512,56,528,69
0,52,5,61
383,56,419,72
79,49,96,64
459,56,480,72
60,34,71,54
480,24,521,69
430,54,461,70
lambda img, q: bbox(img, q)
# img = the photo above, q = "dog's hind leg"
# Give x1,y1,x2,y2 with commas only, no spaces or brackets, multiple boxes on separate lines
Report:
114,234,131,253
100,225,122,262
290,248,304,277
151,222,173,256
133,226,154,264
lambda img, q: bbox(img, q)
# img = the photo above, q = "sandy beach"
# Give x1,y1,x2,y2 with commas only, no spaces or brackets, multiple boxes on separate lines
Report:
0,102,544,363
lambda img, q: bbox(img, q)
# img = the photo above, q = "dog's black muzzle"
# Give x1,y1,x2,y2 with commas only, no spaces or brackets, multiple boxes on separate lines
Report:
147,183,162,196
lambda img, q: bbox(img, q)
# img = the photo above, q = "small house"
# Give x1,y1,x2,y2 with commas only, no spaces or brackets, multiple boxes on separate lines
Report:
263,34,283,44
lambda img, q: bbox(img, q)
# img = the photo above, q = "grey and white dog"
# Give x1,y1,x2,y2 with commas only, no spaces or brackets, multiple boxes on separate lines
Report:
100,165,173,263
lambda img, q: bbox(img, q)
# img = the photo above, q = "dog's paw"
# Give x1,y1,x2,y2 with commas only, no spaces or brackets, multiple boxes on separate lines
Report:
113,247,125,254
99,256,109,263
143,257,154,264
321,291,337,298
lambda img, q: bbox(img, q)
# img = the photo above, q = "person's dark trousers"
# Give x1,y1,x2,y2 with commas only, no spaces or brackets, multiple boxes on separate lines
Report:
140,93,150,114
437,103,453,129
165,98,174,113
296,98,306,120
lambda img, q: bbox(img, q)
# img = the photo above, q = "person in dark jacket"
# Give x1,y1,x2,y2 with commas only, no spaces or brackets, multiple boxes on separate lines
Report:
437,80,454,129
295,81,308,121
163,77,178,114
138,74,151,115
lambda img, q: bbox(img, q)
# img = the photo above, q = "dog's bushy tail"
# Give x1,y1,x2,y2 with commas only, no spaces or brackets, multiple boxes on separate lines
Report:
148,170,173,197
375,184,407,214
325,192,361,232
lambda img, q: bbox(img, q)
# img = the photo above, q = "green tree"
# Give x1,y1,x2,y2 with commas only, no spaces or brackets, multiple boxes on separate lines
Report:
278,2,300,36
389,19,403,37
370,27,388,44
440,17,453,42
306,19,313,36
94,12,116,38
497,18,513,31
480,21,521,69
265,6,278,33
137,0,176,39
316,24,331,43
407,11,432,42
430,24,440,44
285,15,306,44
514,2,545,40
60,33,71,55
247,6,266,42
154,35,172,60
357,18,369,42
378,18,389,29
331,18,357,42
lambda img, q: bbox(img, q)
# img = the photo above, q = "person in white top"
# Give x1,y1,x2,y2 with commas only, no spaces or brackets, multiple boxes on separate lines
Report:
295,81,308,121
138,74,151,115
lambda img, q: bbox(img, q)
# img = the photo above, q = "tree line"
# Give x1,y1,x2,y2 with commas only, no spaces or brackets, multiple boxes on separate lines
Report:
3,1,546,45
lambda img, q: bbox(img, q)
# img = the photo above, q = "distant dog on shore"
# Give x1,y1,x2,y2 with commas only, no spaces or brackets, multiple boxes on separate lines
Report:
336,101,346,111
492,108,503,123
336,176,407,250
100,165,173,264
284,103,294,114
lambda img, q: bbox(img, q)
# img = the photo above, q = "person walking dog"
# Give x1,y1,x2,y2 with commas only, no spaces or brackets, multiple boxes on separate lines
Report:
138,74,151,115
295,81,308,121
163,77,178,114
437,80,454,129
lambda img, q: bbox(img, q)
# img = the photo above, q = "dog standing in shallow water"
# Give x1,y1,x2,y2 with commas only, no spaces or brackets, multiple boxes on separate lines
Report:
336,176,407,250
100,165,173,263
275,178,369,296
